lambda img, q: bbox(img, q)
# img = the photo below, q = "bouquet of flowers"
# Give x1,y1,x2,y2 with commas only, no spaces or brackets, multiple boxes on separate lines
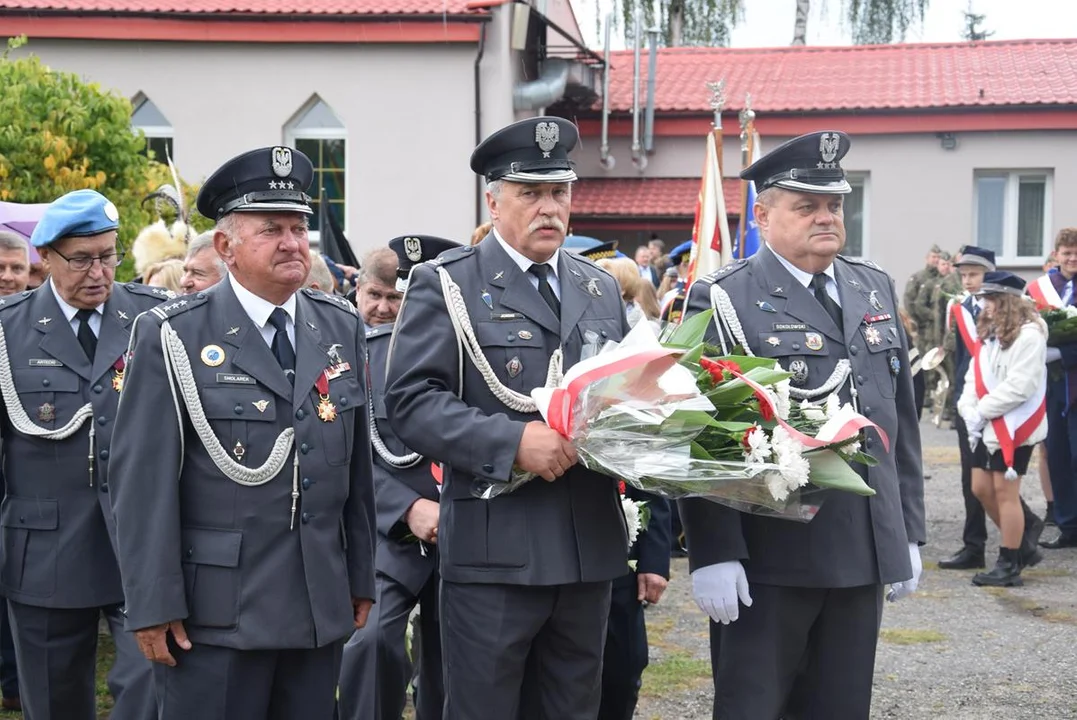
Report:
472,312,886,522
1041,305,1077,346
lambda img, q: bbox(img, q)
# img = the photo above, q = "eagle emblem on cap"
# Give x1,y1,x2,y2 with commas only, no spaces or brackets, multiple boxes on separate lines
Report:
404,237,422,262
535,121,559,159
819,133,840,164
271,147,293,178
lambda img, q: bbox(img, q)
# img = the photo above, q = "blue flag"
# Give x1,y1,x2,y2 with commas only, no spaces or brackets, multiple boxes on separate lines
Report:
735,181,761,259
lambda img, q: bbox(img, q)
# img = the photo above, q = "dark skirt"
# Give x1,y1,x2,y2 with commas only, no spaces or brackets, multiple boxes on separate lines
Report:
972,442,1033,475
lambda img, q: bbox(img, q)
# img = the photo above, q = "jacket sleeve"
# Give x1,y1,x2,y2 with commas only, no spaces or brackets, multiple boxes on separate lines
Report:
109,314,188,631
890,278,926,545
977,325,1048,420
385,263,524,483
373,458,424,538
345,335,378,602
957,359,978,422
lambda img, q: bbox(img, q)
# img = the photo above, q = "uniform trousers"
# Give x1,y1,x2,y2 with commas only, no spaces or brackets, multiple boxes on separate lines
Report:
711,583,883,720
7,600,154,720
337,570,442,720
598,573,649,720
440,579,611,720
1045,376,1077,540
0,598,17,699
153,639,343,720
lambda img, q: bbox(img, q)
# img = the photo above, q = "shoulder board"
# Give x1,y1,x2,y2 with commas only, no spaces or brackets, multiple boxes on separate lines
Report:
303,288,358,315
148,293,208,321
0,289,34,314
838,255,885,273
705,259,748,283
566,252,600,270
366,323,394,340
124,282,176,301
428,245,475,267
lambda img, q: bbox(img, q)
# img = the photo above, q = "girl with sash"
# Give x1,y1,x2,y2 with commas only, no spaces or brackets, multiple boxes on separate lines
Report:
958,272,1048,587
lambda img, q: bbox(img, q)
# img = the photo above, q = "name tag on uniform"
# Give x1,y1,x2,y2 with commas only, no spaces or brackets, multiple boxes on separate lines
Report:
773,323,808,332
216,373,256,385
29,358,63,367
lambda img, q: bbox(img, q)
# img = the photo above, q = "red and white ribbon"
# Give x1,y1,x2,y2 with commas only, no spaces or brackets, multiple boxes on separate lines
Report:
1028,275,1064,311
951,302,981,355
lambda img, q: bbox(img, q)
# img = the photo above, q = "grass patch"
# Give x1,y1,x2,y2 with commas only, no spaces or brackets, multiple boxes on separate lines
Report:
922,447,960,464
1022,567,1072,578
985,587,1077,625
879,628,947,645
641,652,712,697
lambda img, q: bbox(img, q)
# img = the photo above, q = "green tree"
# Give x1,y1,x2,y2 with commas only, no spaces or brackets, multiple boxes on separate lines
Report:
0,37,206,280
961,1,993,41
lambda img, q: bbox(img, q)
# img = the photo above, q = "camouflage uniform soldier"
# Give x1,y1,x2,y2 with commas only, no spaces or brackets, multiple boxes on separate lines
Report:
904,245,941,355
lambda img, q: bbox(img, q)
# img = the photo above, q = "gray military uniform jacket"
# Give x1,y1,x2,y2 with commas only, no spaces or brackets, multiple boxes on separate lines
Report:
367,323,438,595
0,282,169,608
680,248,926,587
384,237,631,586
109,280,376,650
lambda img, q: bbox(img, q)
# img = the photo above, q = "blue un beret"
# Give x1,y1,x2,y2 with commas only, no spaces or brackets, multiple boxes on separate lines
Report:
30,189,120,249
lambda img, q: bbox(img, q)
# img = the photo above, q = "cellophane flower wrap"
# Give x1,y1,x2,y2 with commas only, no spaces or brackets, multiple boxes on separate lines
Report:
473,312,887,521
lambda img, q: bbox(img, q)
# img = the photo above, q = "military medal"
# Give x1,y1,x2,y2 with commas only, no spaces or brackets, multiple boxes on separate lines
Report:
111,356,126,392
37,403,55,423
506,356,523,378
201,345,225,367
865,326,882,346
756,301,777,313
518,330,533,340
805,333,824,351
314,371,337,422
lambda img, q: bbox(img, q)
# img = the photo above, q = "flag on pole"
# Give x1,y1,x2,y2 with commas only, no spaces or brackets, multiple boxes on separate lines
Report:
734,180,761,258
685,131,733,286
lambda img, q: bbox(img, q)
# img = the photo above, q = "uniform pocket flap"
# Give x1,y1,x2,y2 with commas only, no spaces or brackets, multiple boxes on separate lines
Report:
860,323,899,354
475,321,544,348
180,527,242,567
755,331,831,358
1,496,59,530
13,368,80,394
326,377,366,411
201,387,278,421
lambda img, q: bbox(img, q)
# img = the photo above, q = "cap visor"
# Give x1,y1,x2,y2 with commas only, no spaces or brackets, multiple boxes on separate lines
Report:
230,202,313,215
773,179,852,195
953,257,994,270
500,169,577,184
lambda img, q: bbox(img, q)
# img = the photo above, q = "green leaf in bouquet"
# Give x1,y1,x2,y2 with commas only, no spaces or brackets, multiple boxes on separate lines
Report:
845,450,880,467
665,409,724,428
710,420,756,433
677,342,709,366
664,309,714,347
690,441,716,460
806,449,876,496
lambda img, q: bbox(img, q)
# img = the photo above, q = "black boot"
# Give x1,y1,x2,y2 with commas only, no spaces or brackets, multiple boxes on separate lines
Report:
938,546,986,570
972,548,1023,587
1022,515,1045,568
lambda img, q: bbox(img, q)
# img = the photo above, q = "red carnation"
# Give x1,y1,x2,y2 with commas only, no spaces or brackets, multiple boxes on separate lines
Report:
754,389,775,422
700,357,742,383
618,480,626,495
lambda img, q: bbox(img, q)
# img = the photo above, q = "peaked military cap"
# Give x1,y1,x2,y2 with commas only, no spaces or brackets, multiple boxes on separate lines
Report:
977,271,1026,297
741,130,851,195
31,189,120,248
954,246,996,271
471,116,579,184
196,146,314,220
577,241,619,262
389,235,462,292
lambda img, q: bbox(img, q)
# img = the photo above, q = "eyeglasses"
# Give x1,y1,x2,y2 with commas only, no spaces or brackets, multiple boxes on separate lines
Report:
49,248,125,272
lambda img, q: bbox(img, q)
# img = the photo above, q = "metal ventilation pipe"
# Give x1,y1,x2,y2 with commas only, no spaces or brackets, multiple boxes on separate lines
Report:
598,13,615,170
631,6,646,170
513,58,570,111
643,27,659,153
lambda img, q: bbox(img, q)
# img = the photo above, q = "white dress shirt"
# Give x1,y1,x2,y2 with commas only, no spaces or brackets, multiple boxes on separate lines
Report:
50,279,103,337
229,274,296,350
493,227,562,300
765,243,841,307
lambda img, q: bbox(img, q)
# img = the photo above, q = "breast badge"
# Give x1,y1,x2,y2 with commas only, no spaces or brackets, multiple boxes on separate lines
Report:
805,333,824,351
864,326,882,346
37,403,55,423
200,345,225,367
314,372,337,422
788,359,809,386
507,356,523,378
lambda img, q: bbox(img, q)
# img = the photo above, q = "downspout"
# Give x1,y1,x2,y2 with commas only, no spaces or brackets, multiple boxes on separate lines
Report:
630,6,646,171
474,22,488,229
598,13,615,169
643,27,658,154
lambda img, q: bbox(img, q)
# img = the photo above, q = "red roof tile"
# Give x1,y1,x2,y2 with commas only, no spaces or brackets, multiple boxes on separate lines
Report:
573,177,741,218
0,0,474,14
605,39,1077,113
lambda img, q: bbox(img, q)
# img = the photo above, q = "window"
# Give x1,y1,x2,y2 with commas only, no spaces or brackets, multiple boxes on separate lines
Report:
974,171,1052,262
131,95,174,161
285,98,346,241
843,175,868,257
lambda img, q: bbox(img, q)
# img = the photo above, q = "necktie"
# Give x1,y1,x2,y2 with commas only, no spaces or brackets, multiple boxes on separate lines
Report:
810,273,843,329
528,264,561,317
268,308,295,382
75,308,97,361
1063,280,1074,307
971,302,981,320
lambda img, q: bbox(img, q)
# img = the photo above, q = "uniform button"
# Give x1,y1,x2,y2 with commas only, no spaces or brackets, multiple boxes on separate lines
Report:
865,437,874,449
97,415,108,425
18,516,25,524
100,483,109,494
339,396,348,406
600,330,608,338
300,443,310,454
296,409,306,420
792,343,801,350
41,378,50,387
301,477,312,490
99,449,109,460
185,547,194,558
863,406,872,416
507,334,516,342
301,512,311,524
196,292,206,299
482,463,494,474
857,375,865,385
93,384,103,393
849,345,859,356
234,404,244,415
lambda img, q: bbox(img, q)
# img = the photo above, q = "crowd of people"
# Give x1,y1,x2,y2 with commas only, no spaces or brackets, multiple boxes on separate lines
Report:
0,113,1069,720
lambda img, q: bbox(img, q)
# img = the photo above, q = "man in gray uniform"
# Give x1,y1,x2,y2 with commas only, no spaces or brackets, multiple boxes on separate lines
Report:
680,131,926,719
337,235,459,720
0,189,164,720
384,117,631,720
108,146,376,719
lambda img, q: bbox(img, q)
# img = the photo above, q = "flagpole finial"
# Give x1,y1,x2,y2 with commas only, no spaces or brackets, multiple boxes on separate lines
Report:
706,79,726,129
739,93,755,130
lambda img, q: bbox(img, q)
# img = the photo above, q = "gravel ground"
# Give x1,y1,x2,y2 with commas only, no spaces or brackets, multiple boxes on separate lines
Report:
636,418,1077,720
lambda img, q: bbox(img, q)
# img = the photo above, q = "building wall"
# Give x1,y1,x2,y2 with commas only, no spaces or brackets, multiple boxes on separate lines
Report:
16,37,499,253
576,128,1077,294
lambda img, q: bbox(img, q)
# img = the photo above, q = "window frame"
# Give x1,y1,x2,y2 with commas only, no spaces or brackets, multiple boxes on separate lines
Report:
130,96,174,161
842,173,870,260
973,169,1054,267
284,104,348,249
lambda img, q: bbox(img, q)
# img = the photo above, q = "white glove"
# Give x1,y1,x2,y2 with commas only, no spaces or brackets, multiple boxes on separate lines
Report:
691,561,752,625
887,543,922,602
1046,346,1063,364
